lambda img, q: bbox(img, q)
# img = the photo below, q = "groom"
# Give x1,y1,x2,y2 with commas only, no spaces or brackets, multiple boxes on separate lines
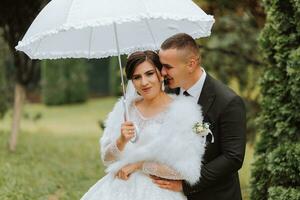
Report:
152,33,246,200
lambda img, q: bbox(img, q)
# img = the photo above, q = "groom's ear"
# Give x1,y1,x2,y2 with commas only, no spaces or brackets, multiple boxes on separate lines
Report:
188,56,199,73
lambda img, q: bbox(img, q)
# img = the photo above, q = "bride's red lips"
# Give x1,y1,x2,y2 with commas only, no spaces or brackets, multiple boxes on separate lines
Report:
142,87,151,92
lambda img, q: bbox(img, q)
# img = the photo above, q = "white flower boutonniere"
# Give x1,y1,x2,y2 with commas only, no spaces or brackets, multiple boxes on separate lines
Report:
192,122,214,143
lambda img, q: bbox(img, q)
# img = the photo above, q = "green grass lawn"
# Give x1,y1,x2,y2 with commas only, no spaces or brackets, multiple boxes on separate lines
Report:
0,97,253,199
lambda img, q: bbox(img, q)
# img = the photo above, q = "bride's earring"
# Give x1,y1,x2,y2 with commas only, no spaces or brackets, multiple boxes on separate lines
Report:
161,80,165,91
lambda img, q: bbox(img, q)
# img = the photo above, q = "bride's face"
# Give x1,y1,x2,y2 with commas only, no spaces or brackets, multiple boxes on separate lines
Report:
132,61,163,100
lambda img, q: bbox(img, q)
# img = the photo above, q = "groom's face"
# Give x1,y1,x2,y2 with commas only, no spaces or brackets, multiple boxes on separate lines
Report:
159,49,190,89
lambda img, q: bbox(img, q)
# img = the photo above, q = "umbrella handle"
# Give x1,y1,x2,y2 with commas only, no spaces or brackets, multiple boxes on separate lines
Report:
122,97,130,121
130,123,139,143
122,97,139,143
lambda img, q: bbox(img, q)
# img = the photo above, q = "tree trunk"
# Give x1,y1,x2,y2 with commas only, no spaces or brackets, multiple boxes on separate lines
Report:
9,82,26,152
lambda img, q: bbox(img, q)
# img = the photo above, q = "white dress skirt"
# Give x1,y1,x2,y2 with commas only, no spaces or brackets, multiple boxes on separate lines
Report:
81,172,187,200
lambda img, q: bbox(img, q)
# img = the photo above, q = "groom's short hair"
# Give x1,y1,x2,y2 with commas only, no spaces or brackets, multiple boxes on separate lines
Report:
160,33,200,60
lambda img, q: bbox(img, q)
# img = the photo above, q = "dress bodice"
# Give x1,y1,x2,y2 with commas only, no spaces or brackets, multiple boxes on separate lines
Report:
126,100,170,148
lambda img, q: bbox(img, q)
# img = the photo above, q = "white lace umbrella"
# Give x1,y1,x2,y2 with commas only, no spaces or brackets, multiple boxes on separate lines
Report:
16,0,214,141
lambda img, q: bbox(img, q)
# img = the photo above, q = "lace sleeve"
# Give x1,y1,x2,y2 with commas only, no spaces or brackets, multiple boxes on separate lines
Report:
142,161,183,180
102,141,122,166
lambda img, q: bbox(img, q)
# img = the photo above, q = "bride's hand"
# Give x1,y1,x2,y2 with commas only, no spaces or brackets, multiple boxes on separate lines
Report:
116,162,143,180
117,121,135,150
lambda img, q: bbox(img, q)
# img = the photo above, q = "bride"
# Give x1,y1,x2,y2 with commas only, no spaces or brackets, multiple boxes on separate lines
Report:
81,51,207,200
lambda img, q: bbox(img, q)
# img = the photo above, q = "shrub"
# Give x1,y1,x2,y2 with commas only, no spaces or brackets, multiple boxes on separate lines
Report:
250,0,300,199
268,186,300,200
41,59,88,105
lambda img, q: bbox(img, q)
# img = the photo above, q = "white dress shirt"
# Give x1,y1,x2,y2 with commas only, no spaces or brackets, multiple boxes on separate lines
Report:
179,68,206,104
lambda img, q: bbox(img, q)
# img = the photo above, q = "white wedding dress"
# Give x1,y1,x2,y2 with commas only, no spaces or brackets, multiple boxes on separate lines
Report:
81,96,206,200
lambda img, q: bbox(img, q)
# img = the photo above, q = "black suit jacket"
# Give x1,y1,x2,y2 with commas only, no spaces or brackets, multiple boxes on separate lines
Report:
180,74,246,200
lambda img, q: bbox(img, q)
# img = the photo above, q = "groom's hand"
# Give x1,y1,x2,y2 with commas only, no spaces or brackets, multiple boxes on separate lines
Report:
150,175,183,192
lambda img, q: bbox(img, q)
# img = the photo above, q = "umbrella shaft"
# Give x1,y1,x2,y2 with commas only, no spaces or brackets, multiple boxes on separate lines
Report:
113,22,129,121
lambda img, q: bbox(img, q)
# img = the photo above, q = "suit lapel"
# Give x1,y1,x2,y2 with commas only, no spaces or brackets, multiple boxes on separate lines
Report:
198,74,216,116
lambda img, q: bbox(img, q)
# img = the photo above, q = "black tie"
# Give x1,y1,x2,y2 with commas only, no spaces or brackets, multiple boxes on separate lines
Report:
183,91,190,96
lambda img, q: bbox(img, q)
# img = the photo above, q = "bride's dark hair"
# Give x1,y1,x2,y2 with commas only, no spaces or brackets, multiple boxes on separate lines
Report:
125,51,162,80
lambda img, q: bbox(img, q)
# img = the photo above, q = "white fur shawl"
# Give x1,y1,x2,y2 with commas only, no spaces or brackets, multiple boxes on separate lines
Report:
100,95,206,185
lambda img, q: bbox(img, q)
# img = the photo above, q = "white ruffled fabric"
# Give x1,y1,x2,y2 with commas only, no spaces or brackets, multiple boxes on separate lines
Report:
81,95,206,200
81,172,187,200
16,0,214,59
101,105,183,180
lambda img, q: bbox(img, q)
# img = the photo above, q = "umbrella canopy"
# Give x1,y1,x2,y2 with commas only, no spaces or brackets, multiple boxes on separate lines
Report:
16,0,214,59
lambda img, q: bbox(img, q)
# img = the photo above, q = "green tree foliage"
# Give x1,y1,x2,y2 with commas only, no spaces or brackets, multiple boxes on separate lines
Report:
87,59,110,96
0,0,47,87
0,30,12,119
41,59,88,105
193,0,266,142
0,62,9,118
0,35,7,118
250,0,300,199
108,56,125,96
268,186,300,200
85,56,125,97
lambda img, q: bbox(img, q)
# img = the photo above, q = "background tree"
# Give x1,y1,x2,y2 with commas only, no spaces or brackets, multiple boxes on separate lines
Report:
86,57,123,97
250,0,300,199
41,59,88,105
0,32,10,119
0,63,13,120
0,0,47,151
